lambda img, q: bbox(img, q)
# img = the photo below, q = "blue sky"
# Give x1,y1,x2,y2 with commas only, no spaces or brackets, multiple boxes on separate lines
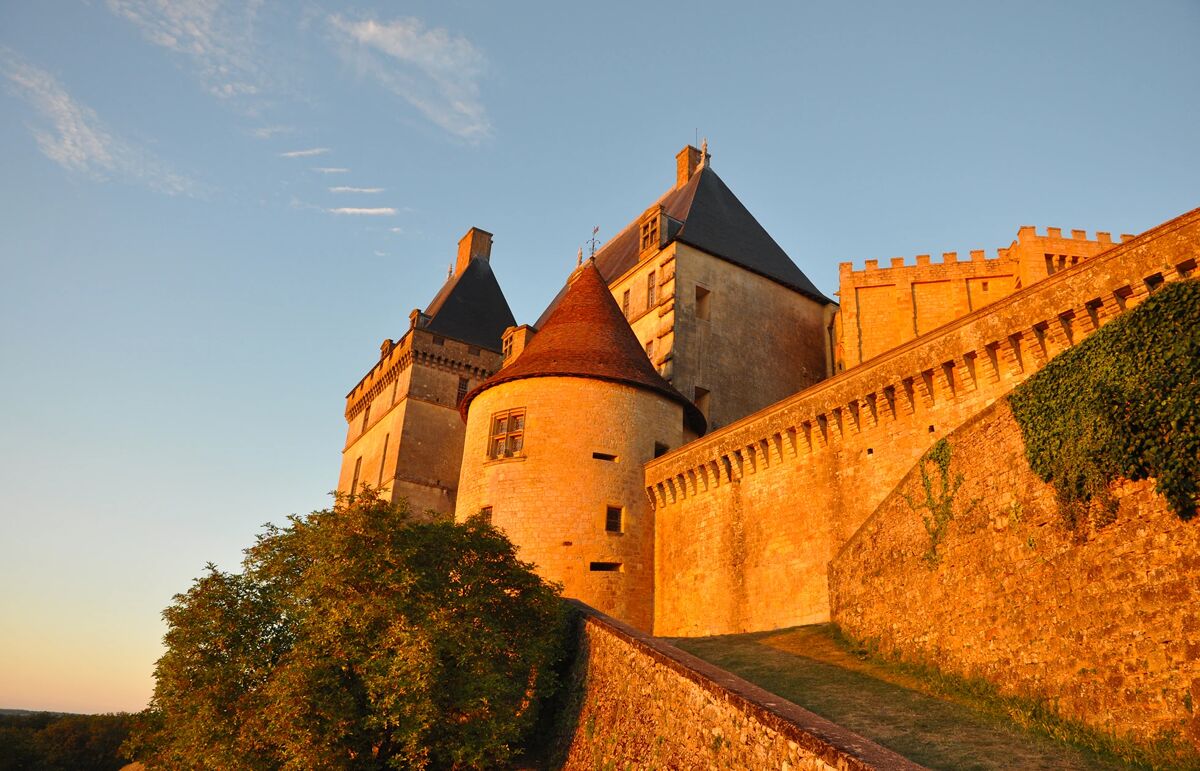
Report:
1,1,1197,713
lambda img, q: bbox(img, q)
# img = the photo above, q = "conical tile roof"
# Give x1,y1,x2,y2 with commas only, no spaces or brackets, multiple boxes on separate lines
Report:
461,261,706,434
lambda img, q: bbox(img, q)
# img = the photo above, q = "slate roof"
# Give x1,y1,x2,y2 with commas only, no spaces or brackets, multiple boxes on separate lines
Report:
535,165,829,327
461,261,707,435
422,258,516,351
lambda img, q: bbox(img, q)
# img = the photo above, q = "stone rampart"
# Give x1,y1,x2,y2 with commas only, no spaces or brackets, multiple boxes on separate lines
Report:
557,602,922,771
646,207,1199,636
828,399,1200,751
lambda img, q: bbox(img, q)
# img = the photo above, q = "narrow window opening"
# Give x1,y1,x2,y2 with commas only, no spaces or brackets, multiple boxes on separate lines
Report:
646,270,656,309
695,285,711,320
1044,254,1055,275
981,280,989,292
928,425,936,433
653,442,669,458
622,289,631,318
361,404,371,432
488,408,526,459
456,377,470,406
605,506,623,533
502,335,513,361
350,456,362,495
866,447,874,456
645,339,654,360
377,433,390,487
478,506,492,524
592,452,618,462
590,562,622,572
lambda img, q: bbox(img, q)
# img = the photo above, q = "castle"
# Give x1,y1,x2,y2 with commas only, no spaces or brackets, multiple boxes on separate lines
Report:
338,146,1200,748
336,142,1181,631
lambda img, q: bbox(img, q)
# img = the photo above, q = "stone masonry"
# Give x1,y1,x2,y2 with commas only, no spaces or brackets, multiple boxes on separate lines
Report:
557,602,923,771
829,399,1200,750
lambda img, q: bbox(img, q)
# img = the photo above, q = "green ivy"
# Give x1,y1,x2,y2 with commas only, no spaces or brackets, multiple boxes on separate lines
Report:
1009,279,1200,525
904,438,965,568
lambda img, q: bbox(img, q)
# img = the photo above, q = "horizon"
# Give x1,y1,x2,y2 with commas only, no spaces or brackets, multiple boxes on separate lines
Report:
2,0,1198,714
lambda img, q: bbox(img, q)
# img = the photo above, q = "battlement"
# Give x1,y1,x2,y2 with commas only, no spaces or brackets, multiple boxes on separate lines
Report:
646,206,1198,636
838,226,1130,276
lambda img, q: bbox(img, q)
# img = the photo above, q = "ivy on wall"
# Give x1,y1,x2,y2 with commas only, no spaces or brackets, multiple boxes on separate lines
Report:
903,438,965,568
1009,279,1200,525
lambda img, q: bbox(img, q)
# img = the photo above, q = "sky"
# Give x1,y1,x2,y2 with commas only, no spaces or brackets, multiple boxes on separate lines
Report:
1,0,1197,714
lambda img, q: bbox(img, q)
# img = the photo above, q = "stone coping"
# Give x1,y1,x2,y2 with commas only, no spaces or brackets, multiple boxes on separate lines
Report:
567,599,927,771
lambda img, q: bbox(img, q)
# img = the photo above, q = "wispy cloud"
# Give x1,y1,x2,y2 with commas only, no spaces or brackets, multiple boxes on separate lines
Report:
329,15,489,142
312,166,349,174
329,207,396,216
252,125,292,139
106,0,264,102
329,186,383,193
389,227,404,233
1,49,194,195
279,147,329,158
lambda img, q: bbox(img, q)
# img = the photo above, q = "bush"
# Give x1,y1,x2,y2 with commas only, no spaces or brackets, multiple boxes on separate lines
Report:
132,490,566,770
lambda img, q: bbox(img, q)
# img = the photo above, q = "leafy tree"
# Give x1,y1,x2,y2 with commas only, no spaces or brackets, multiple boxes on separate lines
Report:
133,490,565,770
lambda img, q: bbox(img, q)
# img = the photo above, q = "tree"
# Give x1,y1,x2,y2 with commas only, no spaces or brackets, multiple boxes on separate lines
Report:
133,490,565,770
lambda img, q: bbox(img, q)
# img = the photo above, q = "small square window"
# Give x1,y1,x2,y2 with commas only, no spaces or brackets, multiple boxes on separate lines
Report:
605,506,623,533
468,345,481,356
432,335,445,346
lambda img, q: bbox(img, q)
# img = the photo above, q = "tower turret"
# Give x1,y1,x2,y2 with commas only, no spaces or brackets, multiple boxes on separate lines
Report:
456,262,704,631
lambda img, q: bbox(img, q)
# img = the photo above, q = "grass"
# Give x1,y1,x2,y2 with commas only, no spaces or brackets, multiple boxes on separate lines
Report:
671,624,1199,771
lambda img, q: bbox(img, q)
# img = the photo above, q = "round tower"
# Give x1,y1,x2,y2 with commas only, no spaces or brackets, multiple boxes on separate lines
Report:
456,262,705,631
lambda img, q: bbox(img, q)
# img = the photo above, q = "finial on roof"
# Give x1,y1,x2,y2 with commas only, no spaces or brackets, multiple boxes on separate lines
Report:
577,247,583,267
701,137,709,167
447,262,454,279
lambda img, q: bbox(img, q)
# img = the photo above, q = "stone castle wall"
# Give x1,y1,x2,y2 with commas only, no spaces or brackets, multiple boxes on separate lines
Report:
556,603,920,771
338,327,501,515
828,399,1200,750
646,207,1199,637
835,227,1127,370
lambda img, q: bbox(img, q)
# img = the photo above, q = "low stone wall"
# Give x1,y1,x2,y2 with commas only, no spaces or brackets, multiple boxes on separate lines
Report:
557,602,922,770
828,399,1200,750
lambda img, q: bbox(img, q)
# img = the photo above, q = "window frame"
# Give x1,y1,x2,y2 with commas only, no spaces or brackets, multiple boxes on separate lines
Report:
487,408,526,459
605,505,623,534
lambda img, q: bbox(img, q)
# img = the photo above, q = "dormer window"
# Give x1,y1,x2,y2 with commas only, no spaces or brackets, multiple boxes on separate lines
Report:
640,217,659,251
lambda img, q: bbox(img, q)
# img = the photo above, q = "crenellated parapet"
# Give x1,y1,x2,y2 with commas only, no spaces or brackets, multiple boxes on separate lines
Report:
835,225,1132,369
647,211,1194,511
646,207,1198,636
345,328,499,421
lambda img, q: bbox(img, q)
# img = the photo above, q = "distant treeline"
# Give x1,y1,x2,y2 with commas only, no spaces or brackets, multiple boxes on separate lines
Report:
0,712,134,771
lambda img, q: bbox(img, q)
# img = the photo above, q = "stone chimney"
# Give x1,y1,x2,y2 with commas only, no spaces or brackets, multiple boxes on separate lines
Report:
455,227,493,276
675,145,703,188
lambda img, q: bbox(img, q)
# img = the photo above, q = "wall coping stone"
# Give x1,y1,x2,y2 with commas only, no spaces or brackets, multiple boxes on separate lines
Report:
568,599,928,771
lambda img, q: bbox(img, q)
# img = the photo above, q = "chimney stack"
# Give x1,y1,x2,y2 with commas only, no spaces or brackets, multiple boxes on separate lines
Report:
455,227,493,276
675,145,703,188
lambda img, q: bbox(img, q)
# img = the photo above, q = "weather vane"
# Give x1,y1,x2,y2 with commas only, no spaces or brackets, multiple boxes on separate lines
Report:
587,225,601,258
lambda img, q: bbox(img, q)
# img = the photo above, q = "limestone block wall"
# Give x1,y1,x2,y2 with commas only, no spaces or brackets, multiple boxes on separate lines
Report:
607,241,832,433
557,603,920,771
828,399,1200,751
456,378,685,631
836,227,1127,370
339,328,501,516
647,206,1199,637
